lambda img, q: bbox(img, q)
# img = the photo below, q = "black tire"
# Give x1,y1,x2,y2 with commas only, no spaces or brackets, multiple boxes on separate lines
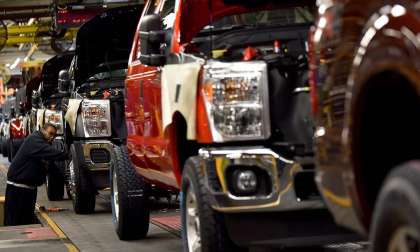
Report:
181,157,244,252
1,138,8,157
46,140,66,201
370,161,420,252
69,144,96,214
46,161,65,201
7,138,12,162
111,145,150,240
0,137,3,154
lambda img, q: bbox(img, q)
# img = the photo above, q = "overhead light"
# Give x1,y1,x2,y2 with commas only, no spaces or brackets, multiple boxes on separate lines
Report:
374,15,389,29
5,63,10,68
27,18,35,25
391,5,406,17
10,58,21,70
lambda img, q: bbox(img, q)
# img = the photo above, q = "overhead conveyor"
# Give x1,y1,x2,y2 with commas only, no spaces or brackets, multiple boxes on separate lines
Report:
4,24,77,47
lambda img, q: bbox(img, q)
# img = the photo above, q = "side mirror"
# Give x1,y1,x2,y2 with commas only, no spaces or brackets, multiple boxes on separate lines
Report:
139,14,166,66
58,70,71,94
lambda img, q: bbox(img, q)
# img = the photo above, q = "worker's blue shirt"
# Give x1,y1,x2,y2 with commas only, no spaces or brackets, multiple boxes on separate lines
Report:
7,131,67,187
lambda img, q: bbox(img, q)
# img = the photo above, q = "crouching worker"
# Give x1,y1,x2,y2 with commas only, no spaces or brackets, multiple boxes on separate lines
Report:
4,122,68,226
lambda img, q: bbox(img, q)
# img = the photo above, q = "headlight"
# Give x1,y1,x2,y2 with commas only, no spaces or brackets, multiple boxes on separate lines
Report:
202,61,270,142
44,110,64,135
81,99,111,137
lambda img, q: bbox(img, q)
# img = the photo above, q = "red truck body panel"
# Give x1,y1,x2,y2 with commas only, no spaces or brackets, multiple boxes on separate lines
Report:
10,118,25,139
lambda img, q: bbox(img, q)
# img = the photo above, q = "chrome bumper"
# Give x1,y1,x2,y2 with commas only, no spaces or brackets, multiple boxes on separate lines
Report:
79,140,113,171
199,147,325,213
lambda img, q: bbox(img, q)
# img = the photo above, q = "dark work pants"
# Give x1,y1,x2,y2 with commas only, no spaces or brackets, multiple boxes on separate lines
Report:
4,184,38,226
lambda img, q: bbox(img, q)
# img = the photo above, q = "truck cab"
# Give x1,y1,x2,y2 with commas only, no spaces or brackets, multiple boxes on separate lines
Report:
28,53,74,201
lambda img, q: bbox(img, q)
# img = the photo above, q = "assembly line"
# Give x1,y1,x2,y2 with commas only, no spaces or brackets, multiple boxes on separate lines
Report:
0,0,418,251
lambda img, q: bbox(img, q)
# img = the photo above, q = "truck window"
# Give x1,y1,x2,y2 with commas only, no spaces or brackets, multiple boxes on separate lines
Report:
160,0,175,30
147,0,160,15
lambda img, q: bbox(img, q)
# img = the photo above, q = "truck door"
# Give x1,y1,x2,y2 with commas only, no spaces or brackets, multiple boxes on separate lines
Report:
125,0,161,182
141,0,178,189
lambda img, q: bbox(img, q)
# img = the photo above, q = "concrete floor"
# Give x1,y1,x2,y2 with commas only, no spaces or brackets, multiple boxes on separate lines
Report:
0,156,369,252
36,190,182,252
0,157,182,252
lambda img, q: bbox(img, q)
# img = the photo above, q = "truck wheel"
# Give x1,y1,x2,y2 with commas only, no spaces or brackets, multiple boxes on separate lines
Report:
1,139,8,157
69,144,96,214
46,161,65,201
65,178,72,200
370,161,420,252
64,156,72,199
181,157,243,252
7,139,12,162
111,145,150,240
0,137,3,154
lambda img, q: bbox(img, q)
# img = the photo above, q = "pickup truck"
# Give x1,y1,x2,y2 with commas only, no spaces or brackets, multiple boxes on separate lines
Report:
61,6,142,215
310,0,420,251
121,0,357,249
29,53,74,201
1,97,19,162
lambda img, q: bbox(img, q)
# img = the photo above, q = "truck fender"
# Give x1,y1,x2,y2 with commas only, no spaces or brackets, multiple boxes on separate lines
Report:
65,99,82,136
161,62,201,140
36,109,45,131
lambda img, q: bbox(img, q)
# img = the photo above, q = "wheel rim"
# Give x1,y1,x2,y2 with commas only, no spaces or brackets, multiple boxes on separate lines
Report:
185,182,201,252
112,168,119,222
68,160,76,199
388,226,420,252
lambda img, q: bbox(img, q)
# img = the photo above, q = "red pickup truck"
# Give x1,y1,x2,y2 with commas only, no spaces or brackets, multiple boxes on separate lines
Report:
310,0,420,251
115,0,358,249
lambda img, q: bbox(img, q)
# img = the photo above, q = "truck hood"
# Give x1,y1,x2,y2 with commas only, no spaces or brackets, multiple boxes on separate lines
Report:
25,76,41,98
15,75,41,113
177,0,313,44
75,5,142,86
41,52,74,100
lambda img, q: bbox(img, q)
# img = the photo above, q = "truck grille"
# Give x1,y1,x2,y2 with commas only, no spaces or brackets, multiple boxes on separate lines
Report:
90,148,111,163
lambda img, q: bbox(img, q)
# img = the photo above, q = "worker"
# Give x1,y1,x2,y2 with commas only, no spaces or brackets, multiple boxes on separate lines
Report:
4,122,68,226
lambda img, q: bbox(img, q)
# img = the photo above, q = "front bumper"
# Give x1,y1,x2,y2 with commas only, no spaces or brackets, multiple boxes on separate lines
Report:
224,209,360,247
73,140,114,190
199,147,324,213
74,140,113,171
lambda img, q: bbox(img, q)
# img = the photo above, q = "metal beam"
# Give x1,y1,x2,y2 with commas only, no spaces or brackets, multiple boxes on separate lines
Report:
0,5,50,20
0,5,50,11
6,32,76,46
7,25,48,35
0,12,50,19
